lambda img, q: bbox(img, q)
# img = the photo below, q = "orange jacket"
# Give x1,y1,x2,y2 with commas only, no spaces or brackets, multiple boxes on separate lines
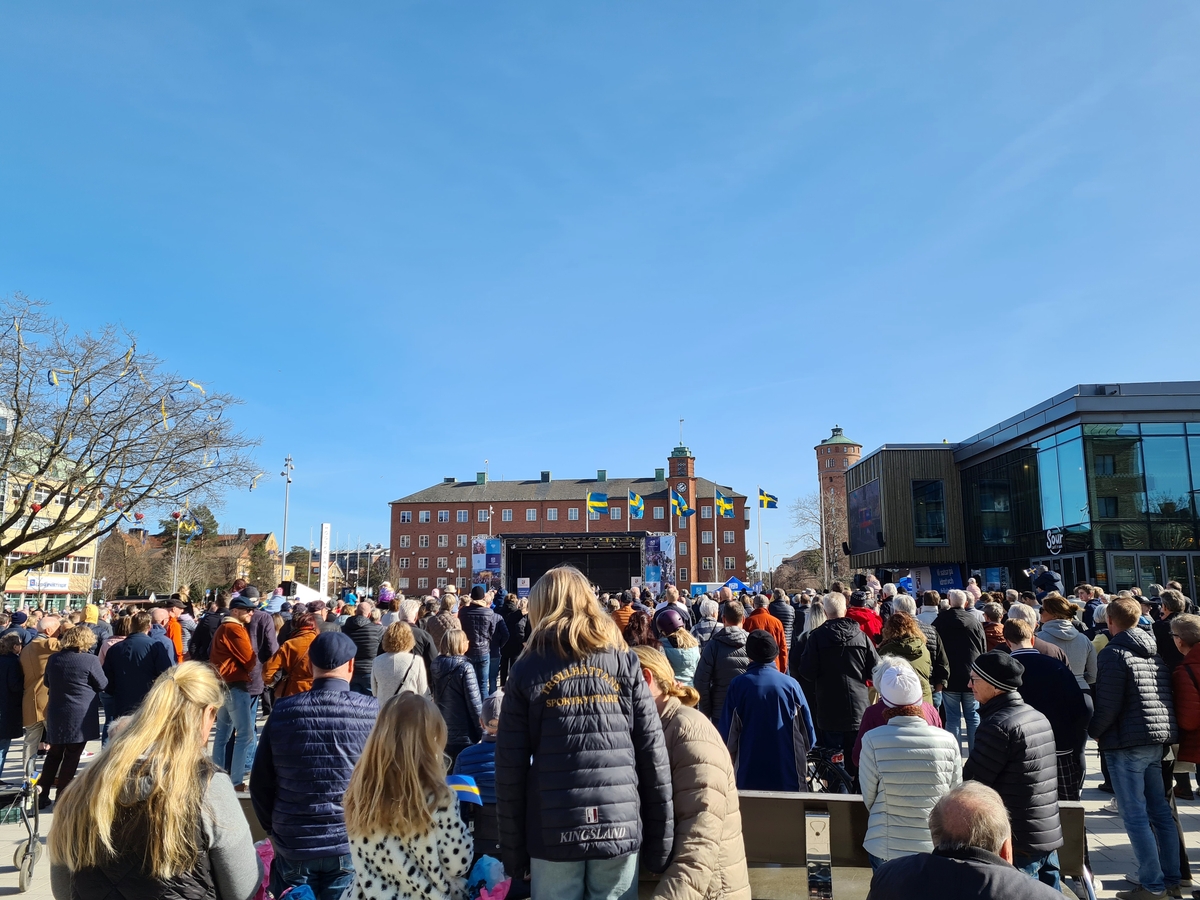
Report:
612,606,635,632
263,628,318,697
165,617,184,662
744,608,788,672
210,620,255,686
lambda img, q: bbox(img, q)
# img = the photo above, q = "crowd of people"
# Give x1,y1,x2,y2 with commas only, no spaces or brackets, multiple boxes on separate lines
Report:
0,568,1194,900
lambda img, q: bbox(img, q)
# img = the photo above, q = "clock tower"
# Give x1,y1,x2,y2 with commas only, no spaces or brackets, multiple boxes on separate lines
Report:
669,445,697,589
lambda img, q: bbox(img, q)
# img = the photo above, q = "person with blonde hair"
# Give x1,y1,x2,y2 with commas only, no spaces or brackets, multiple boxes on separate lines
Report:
343,692,473,900
1037,593,1097,690
634,646,750,900
40,624,107,808
431,628,482,763
497,565,673,899
48,662,263,899
654,608,700,687
372,621,429,699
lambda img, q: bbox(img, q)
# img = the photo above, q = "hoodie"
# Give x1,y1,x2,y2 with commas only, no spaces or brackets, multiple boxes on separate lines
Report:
1089,627,1177,750
694,625,750,722
1036,618,1097,689
845,606,883,645
876,634,933,704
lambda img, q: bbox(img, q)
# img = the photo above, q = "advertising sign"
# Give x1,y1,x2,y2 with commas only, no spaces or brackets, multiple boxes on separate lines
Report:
909,565,964,595
318,523,331,598
27,574,70,593
472,535,503,591
643,534,676,597
848,480,883,555
517,577,531,598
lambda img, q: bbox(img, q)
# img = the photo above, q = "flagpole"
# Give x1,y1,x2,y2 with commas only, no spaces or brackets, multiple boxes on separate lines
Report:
714,486,720,586
586,492,589,534
757,486,762,588
819,486,829,588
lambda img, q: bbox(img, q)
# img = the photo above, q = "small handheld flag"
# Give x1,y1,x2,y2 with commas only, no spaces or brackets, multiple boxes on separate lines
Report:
671,489,695,518
715,489,734,518
586,492,609,514
447,774,483,805
758,489,778,509
628,491,644,519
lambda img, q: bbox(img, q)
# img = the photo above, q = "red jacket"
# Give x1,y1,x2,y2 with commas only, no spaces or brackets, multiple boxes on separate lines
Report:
845,606,882,645
743,608,787,672
1174,643,1200,764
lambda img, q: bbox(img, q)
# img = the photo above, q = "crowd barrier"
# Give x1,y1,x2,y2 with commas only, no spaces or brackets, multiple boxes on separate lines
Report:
239,794,1090,900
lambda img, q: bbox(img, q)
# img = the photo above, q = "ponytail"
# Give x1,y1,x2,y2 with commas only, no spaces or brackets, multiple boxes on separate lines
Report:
633,645,700,708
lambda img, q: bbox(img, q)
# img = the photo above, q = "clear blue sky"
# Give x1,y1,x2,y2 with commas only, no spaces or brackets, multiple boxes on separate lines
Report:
2,3,1199,562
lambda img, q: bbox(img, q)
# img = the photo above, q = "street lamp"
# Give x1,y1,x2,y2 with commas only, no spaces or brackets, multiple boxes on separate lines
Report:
765,541,771,591
280,455,294,589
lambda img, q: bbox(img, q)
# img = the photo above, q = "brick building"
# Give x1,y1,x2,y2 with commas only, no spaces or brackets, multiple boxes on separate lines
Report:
388,445,749,594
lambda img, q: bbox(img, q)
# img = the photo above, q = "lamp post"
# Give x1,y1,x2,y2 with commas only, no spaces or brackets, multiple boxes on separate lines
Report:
280,455,294,589
765,541,771,591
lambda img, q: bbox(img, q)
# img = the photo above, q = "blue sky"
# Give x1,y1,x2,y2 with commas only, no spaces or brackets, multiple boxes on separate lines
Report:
2,3,1199,562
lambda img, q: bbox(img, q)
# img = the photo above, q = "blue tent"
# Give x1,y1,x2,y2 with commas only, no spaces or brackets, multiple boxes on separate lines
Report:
723,577,749,593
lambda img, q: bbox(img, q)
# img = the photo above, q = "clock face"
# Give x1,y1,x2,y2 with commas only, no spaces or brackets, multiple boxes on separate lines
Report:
675,482,687,493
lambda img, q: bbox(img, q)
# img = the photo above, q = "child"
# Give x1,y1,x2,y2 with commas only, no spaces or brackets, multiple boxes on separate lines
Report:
343,693,473,900
453,691,502,864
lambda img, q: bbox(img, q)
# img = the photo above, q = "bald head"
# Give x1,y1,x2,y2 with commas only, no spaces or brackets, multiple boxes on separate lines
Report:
929,782,1012,859
150,608,169,626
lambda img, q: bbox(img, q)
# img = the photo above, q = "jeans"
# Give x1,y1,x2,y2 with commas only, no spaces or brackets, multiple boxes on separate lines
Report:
1108,744,1181,893
469,655,489,696
99,692,116,745
530,854,638,900
1013,849,1061,890
941,690,978,757
212,685,258,786
868,852,886,872
487,654,500,696
270,852,355,900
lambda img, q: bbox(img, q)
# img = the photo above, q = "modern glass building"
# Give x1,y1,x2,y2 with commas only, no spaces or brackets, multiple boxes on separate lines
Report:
846,383,1200,597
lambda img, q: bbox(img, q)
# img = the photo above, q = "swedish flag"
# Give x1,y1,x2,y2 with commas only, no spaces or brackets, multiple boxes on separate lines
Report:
715,489,734,518
447,774,482,806
671,489,695,518
628,491,644,519
587,492,608,514
759,489,778,509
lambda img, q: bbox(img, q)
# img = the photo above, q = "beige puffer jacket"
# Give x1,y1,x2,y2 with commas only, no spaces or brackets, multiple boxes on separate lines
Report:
652,696,751,900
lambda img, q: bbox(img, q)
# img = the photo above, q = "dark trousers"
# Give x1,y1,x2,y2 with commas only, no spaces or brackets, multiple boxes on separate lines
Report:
41,741,86,799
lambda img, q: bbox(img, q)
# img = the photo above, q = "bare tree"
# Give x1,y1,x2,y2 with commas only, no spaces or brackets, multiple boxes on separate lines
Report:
0,295,259,586
95,531,158,597
788,488,852,586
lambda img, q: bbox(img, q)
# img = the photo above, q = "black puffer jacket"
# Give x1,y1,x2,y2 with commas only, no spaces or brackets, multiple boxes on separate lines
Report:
496,645,673,875
963,692,1062,855
694,625,749,722
187,610,224,661
932,608,986,691
500,605,530,659
339,615,384,693
459,604,497,661
1089,627,1178,750
431,655,483,750
768,599,796,649
798,617,879,733
918,621,951,689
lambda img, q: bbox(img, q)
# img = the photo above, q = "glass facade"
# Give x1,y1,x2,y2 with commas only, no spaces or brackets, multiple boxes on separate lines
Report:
962,422,1200,595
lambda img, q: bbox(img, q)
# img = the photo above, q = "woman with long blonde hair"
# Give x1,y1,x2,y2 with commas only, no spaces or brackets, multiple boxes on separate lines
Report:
343,692,472,900
634,646,750,900
496,565,673,900
48,661,262,899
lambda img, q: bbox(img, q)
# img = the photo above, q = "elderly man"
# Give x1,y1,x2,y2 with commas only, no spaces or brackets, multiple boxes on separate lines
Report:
340,599,384,695
695,601,750,723
148,607,178,664
878,582,898,621
963,651,1062,889
690,598,721,646
867,782,1065,900
768,588,796,649
934,588,987,756
799,593,878,776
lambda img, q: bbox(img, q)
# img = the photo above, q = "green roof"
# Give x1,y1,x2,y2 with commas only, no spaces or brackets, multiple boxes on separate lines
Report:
819,425,860,447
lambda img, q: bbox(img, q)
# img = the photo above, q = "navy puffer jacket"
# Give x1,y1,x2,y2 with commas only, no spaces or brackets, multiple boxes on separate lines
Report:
496,644,673,876
962,692,1062,855
459,605,497,661
768,599,796,649
431,655,483,749
1089,627,1177,750
249,679,377,859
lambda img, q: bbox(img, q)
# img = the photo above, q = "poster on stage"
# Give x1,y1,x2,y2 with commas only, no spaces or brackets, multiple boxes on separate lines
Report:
471,536,487,574
643,534,676,596
485,539,502,570
472,535,503,590
517,577,531,598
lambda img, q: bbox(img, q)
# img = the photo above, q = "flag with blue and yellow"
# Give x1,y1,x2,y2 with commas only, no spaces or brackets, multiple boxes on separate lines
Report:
671,489,695,518
715,489,734,518
759,488,778,509
628,490,644,519
587,492,609,514
447,775,482,806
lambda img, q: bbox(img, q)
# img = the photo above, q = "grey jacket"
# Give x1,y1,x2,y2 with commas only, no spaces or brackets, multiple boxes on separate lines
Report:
1036,618,1097,688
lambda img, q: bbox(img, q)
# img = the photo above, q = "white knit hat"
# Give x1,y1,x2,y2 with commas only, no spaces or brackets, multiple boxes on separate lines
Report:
878,666,922,708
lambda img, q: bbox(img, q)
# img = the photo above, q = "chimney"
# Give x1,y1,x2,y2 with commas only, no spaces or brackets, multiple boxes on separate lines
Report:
540,471,551,483
476,472,487,485
443,476,456,484
654,467,665,481
236,527,247,540
128,527,146,539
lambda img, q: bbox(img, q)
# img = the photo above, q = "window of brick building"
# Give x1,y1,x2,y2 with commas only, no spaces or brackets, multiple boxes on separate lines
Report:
417,578,428,589
610,507,621,520
438,510,450,523
398,558,410,568
526,508,537,521
400,511,412,523
399,577,410,589
702,557,713,570
589,510,600,520
567,508,579,520
653,506,665,519
399,535,411,548
502,509,513,522
679,568,688,582
723,531,735,543
418,535,429,548
456,556,467,568
547,508,558,521
419,510,431,523
701,531,713,544
437,557,448,568
478,510,489,522
436,577,447,588
701,506,712,519
680,542,688,555
418,557,429,568
457,534,468,547
457,510,469,523
724,556,735,569
437,534,448,547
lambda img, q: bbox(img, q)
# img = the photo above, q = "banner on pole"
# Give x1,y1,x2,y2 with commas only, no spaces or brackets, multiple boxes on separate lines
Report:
318,523,331,598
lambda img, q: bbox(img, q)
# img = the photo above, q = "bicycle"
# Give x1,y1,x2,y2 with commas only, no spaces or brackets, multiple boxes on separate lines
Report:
804,745,855,794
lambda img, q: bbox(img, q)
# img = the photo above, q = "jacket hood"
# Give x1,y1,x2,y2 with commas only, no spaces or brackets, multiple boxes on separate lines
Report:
1039,618,1082,640
1112,626,1157,658
879,634,924,659
712,625,748,648
824,617,865,644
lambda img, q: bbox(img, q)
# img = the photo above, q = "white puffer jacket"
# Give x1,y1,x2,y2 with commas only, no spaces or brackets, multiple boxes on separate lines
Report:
859,715,962,861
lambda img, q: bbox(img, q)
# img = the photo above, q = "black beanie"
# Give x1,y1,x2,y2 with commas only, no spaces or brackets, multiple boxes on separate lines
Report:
971,650,1024,692
746,629,779,664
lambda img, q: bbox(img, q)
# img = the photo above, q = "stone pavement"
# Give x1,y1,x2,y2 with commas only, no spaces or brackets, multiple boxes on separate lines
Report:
0,736,1196,898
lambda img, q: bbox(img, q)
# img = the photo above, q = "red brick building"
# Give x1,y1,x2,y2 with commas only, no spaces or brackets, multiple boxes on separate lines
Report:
388,445,748,594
